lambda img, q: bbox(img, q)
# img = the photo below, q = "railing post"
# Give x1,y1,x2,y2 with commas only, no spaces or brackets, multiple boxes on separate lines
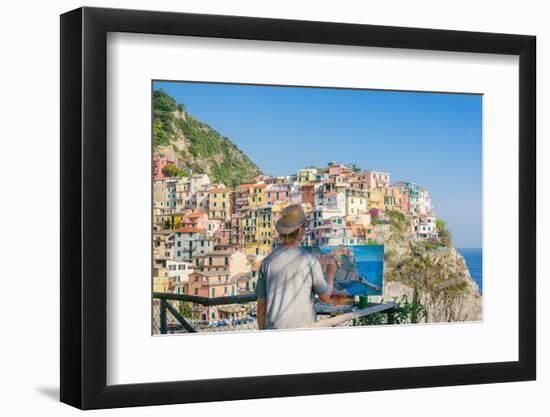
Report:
386,307,396,325
160,299,168,334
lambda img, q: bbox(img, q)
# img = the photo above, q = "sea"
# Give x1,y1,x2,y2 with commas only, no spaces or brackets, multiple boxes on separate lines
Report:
315,245,483,296
318,245,384,296
457,248,483,294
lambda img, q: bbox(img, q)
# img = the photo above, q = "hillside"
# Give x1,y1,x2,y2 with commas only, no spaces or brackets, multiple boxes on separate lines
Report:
374,211,482,322
153,89,261,188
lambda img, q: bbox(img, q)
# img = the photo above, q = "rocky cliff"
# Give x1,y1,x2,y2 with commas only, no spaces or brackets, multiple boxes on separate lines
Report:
374,213,482,323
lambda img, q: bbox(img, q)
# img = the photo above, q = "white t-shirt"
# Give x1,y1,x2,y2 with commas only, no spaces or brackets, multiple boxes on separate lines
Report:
256,246,328,329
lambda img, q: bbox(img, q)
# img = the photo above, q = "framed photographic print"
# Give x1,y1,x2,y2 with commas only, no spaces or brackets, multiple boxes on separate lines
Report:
60,6,536,410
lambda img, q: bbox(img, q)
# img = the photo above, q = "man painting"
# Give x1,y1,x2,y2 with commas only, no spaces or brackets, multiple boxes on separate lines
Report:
256,204,337,330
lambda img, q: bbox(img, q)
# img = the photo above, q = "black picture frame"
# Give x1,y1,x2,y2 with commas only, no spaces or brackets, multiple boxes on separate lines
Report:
60,6,536,410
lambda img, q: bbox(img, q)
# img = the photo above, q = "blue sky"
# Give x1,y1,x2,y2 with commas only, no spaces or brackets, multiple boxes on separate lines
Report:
154,81,482,248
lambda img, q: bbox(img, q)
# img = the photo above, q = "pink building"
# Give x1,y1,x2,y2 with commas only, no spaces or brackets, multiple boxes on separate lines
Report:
266,183,292,205
328,164,352,177
301,183,316,206
153,154,179,179
180,209,209,230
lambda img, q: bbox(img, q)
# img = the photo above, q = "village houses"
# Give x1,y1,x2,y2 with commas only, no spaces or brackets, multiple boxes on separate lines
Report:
153,159,438,324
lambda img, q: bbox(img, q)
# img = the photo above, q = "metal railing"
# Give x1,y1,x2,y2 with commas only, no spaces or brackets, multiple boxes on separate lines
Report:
153,292,258,334
153,292,396,334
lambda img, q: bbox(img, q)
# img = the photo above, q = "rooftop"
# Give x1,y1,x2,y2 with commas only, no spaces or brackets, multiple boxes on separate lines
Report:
174,227,204,234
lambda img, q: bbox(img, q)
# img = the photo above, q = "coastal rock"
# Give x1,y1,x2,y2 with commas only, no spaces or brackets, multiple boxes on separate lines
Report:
376,214,482,323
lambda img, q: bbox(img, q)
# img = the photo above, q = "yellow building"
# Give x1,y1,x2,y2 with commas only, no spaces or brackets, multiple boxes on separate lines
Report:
208,187,232,221
153,267,173,292
249,183,267,208
297,168,318,184
234,183,267,210
153,277,173,293
381,186,408,213
366,189,383,210
242,206,273,256
153,208,184,230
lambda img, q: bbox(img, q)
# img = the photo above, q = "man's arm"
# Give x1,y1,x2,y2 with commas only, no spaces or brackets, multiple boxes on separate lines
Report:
257,296,266,330
318,260,337,303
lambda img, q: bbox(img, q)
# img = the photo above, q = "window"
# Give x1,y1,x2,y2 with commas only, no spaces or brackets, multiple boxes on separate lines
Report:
177,251,181,257
224,286,228,294
211,288,215,297
177,241,181,247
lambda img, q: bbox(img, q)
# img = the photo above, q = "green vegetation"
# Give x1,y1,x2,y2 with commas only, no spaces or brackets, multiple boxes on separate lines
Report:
423,239,445,251
387,210,408,232
177,115,260,187
178,301,194,319
355,295,426,326
436,218,452,246
153,89,177,147
153,89,261,188
162,163,184,177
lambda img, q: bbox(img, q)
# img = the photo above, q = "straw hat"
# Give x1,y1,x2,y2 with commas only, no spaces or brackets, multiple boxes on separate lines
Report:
275,204,307,235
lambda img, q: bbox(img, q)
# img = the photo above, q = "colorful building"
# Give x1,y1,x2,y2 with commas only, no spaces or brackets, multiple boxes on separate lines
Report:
411,215,438,240
241,206,273,255
153,154,179,179
361,170,391,190
187,270,236,298
208,187,232,221
193,250,249,277
174,227,214,262
266,183,292,205
382,185,410,214
344,188,368,216
180,209,209,230
297,168,318,184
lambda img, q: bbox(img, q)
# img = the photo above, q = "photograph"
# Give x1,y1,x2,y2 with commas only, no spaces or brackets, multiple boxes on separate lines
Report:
151,81,483,334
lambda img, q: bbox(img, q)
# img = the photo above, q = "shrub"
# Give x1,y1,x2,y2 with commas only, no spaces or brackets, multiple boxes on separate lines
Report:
368,208,380,217
162,163,184,177
355,295,426,326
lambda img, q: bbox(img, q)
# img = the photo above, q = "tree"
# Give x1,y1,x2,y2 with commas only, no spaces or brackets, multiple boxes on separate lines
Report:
436,218,452,245
178,302,194,319
162,163,183,177
349,163,361,173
